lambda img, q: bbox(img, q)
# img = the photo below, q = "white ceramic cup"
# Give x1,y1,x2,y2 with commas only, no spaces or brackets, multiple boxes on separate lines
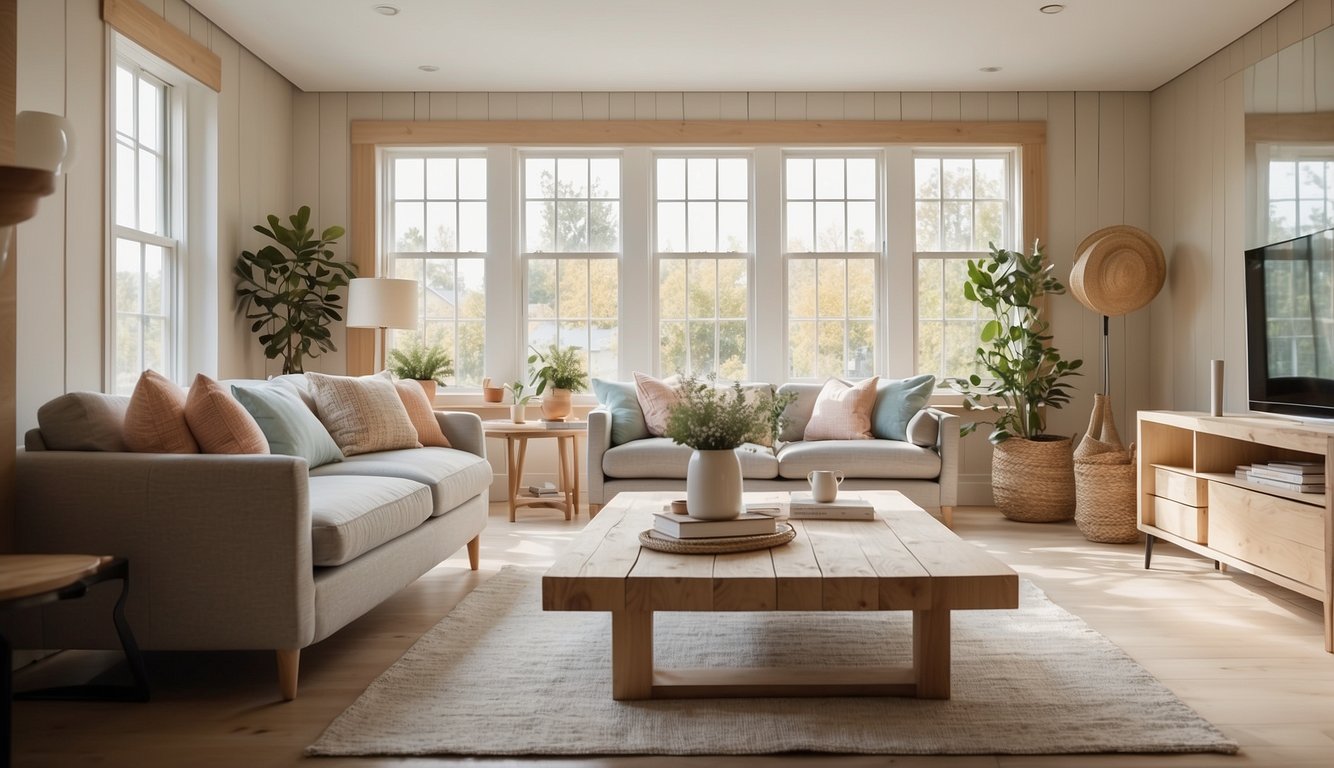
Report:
807,470,844,503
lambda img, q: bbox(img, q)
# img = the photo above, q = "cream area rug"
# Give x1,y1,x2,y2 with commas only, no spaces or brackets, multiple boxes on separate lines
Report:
308,567,1237,757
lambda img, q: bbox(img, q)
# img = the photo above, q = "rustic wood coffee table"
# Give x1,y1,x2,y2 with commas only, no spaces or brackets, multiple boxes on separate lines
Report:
542,490,1018,701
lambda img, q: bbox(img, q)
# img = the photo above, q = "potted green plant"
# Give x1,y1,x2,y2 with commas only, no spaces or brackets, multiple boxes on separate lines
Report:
945,241,1083,523
505,380,534,424
527,344,589,421
386,338,454,401
234,206,357,374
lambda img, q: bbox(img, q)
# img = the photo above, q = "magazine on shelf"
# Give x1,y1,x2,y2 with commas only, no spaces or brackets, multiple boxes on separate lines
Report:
1249,465,1325,483
651,512,777,539
1261,460,1324,475
787,492,877,520
539,419,587,430
1248,475,1325,494
526,482,563,497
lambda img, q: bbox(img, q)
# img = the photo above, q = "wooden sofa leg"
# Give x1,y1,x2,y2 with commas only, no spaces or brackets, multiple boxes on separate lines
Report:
277,649,300,701
941,506,954,528
467,535,480,571
589,504,602,518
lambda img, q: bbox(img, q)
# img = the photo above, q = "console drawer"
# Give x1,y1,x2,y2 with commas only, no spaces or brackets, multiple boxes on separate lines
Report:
1152,496,1207,543
1154,467,1207,506
1208,482,1324,589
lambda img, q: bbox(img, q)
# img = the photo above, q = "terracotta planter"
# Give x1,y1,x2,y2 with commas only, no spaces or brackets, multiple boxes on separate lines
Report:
415,379,437,402
991,435,1076,522
540,388,573,420
686,449,744,520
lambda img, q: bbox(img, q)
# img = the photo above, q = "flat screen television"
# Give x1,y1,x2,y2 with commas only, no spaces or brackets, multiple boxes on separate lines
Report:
1245,226,1334,418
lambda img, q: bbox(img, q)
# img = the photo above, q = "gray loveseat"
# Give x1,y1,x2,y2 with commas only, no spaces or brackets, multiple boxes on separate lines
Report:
587,381,959,525
13,377,491,700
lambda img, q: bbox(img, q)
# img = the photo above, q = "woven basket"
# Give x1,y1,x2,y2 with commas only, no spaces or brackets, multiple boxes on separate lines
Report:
1073,394,1140,543
992,436,1076,522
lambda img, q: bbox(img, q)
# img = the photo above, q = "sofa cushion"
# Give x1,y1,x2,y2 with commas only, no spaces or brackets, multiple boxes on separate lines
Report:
804,377,878,441
36,392,130,451
776,382,823,442
185,374,269,455
776,439,942,480
123,370,199,453
310,447,492,516
602,438,778,480
393,379,451,448
592,378,650,446
307,475,434,566
231,382,344,468
307,372,421,456
906,408,940,448
871,374,936,441
633,372,680,437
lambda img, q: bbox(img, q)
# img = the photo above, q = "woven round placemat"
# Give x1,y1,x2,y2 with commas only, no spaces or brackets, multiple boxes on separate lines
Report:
638,523,796,554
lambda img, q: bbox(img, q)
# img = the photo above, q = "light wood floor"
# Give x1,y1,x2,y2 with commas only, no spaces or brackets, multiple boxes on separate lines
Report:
11,504,1334,767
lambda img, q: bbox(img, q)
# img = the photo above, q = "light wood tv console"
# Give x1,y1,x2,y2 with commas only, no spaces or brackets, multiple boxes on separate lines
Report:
1138,411,1333,652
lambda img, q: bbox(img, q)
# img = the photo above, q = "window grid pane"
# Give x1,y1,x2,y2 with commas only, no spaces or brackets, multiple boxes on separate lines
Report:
1267,159,1334,243
386,153,489,388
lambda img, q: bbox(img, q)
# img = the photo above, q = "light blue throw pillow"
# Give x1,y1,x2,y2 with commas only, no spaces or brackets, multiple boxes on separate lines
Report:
231,383,344,468
871,374,936,442
592,378,650,446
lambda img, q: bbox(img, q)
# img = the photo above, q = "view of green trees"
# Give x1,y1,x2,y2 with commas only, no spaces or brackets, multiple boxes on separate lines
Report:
113,239,168,394
1263,242,1334,379
1267,159,1333,244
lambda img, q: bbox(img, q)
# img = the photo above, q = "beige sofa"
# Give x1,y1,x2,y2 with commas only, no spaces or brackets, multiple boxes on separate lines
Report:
587,381,959,525
12,380,491,700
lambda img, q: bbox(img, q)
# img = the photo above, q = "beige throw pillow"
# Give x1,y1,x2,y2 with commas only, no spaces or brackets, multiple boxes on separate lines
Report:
393,379,451,448
307,372,422,456
185,374,270,454
123,370,200,453
802,376,880,441
633,372,681,437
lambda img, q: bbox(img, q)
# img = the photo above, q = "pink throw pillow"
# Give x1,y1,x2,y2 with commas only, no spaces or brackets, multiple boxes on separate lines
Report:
393,379,452,448
803,377,880,441
633,372,681,437
123,370,200,453
184,374,270,454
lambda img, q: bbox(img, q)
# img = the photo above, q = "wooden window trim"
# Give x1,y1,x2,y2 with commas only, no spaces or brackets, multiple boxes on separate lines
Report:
102,0,221,92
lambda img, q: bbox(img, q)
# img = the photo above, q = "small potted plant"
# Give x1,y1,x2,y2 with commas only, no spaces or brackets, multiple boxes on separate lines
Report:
527,344,589,421
386,338,454,402
505,380,533,424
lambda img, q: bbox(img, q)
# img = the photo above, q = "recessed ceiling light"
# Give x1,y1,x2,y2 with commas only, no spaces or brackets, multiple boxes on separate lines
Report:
373,4,400,15
979,66,1002,73
1039,4,1065,13
418,65,439,72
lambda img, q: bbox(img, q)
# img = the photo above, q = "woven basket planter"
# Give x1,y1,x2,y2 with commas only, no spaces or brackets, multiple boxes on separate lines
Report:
1073,394,1140,543
992,436,1076,522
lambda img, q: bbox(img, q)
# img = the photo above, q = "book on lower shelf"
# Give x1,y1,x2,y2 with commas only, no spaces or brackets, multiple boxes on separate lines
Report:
1248,463,1325,483
787,492,877,520
1262,460,1323,475
1247,475,1325,494
651,512,777,539
526,482,563,497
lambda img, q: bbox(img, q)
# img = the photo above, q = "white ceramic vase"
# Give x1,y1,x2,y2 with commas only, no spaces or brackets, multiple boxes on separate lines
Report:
685,448,744,520
510,403,526,424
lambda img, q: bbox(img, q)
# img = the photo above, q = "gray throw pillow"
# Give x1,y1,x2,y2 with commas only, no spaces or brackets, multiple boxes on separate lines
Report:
592,378,650,446
905,408,940,447
231,383,343,468
36,392,131,451
871,374,936,441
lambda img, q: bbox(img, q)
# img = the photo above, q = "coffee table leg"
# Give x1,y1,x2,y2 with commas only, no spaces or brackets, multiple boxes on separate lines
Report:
912,607,951,699
611,610,653,700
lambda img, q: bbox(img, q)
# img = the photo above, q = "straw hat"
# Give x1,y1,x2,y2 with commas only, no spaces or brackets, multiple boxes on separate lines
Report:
1069,225,1166,316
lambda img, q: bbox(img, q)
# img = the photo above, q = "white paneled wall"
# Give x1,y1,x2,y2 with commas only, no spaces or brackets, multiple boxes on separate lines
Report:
13,0,293,439
292,89,1153,503
1149,0,1333,416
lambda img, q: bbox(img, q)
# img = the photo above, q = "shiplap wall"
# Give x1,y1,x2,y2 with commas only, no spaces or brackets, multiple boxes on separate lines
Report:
13,0,292,438
1149,0,1333,415
293,90,1152,503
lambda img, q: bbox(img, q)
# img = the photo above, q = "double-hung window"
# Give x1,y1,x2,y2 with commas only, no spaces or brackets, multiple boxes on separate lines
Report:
913,152,1016,379
1265,155,1334,243
522,154,622,381
111,60,176,395
783,154,879,380
385,152,488,386
655,155,751,379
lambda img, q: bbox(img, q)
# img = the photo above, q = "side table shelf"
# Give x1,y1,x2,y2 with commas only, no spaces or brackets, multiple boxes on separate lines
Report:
1138,411,1334,653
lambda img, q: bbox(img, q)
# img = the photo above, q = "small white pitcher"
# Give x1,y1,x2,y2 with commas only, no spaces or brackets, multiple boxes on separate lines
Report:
807,470,844,503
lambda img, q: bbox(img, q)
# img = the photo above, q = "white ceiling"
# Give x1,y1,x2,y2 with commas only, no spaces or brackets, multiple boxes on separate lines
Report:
190,0,1293,94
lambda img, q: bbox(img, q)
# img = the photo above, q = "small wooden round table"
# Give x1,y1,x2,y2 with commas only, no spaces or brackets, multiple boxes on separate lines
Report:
483,420,585,522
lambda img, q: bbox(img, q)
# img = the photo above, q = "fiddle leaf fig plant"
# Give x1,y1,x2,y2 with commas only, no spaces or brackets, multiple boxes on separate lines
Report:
945,241,1083,444
234,206,357,374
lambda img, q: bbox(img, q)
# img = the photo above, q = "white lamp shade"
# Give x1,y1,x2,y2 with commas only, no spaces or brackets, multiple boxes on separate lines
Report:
16,111,76,175
346,278,419,330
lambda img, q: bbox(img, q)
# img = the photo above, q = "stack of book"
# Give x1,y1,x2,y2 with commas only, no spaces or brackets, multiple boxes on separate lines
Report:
787,492,877,520
526,482,564,498
1246,461,1325,493
652,512,776,540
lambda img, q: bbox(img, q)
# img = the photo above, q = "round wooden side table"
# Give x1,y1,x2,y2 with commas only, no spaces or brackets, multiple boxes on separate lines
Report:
483,420,586,522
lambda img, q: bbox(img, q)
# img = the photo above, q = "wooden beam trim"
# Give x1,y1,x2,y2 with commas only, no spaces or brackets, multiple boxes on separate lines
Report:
102,0,222,92
346,144,376,376
1244,112,1334,143
351,120,1046,146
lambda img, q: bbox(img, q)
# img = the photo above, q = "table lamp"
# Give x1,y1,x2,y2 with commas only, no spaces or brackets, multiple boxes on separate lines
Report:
1,111,77,273
346,277,419,372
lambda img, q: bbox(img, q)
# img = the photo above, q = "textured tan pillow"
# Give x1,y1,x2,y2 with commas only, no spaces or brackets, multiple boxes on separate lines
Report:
185,374,270,454
393,379,451,448
123,370,199,453
633,372,681,437
803,377,880,441
307,372,421,456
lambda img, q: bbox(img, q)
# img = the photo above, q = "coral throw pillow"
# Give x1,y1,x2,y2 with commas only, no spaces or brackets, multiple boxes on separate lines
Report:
803,376,880,441
393,379,451,448
184,374,269,454
633,372,681,437
306,372,422,456
123,370,200,453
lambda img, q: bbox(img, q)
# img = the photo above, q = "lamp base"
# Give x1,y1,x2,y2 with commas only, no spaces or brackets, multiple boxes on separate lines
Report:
0,166,57,227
